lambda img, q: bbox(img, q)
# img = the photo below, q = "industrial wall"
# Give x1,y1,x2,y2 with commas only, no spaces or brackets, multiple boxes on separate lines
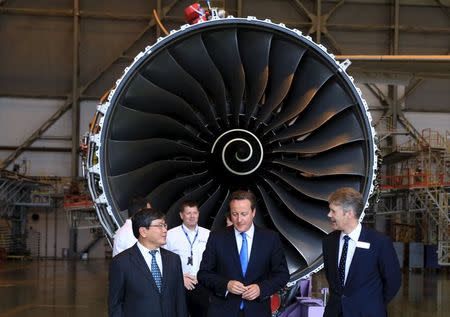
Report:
0,99,96,176
0,0,448,259
25,208,106,259
1,0,448,175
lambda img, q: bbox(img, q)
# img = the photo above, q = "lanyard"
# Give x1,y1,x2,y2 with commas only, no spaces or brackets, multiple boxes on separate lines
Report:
181,225,199,257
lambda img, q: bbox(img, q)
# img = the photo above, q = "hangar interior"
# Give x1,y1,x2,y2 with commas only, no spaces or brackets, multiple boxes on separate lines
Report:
0,0,449,316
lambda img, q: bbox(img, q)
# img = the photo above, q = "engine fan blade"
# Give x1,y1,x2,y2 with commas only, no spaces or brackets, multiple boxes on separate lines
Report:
108,138,206,176
256,39,306,125
165,180,216,228
268,170,361,202
270,111,364,154
257,184,324,266
109,160,207,210
210,190,231,231
123,74,214,138
238,30,272,125
110,105,207,145
264,80,355,144
170,34,229,127
272,142,366,176
262,55,335,135
199,185,224,228
148,171,210,212
261,177,331,233
203,29,245,126
141,50,220,130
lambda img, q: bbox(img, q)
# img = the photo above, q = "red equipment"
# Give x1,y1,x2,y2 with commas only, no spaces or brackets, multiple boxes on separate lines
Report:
184,3,209,24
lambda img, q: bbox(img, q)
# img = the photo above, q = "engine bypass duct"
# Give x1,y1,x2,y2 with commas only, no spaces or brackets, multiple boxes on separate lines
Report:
85,16,377,284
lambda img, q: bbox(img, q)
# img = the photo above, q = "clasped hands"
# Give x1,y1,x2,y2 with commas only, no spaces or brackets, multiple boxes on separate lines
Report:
227,280,260,301
184,274,198,290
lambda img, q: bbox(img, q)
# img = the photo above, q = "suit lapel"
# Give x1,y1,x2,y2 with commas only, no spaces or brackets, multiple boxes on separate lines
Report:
229,228,244,278
129,244,160,294
332,232,340,269
246,226,260,278
331,232,341,288
160,248,168,293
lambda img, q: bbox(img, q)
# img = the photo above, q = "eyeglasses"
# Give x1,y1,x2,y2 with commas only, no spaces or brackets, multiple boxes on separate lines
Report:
148,223,168,229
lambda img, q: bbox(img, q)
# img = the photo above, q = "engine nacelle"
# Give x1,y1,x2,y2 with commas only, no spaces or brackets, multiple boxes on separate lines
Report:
86,16,377,284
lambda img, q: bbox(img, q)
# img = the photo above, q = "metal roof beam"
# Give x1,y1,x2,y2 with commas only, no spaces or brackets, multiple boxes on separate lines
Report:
0,0,182,170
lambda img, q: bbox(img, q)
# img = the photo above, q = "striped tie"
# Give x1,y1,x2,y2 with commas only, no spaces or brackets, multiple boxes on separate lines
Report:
338,235,350,289
149,250,162,292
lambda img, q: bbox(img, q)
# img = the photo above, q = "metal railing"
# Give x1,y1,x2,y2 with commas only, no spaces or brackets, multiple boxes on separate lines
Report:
380,172,450,190
26,230,41,258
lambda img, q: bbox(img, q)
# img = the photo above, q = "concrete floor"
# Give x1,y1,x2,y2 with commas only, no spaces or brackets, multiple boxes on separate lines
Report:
0,260,109,317
0,260,448,317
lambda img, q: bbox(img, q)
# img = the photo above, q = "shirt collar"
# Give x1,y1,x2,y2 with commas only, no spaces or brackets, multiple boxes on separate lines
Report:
340,222,362,242
182,223,198,233
137,240,160,255
234,223,255,240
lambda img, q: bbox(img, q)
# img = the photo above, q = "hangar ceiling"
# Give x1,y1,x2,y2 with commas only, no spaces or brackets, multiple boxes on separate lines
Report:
0,0,448,100
0,0,448,173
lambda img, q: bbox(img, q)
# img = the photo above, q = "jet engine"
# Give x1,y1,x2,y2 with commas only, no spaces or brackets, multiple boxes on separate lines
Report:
86,16,377,284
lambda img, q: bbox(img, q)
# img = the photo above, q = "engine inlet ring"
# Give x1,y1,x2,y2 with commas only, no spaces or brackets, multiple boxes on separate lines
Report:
86,17,377,284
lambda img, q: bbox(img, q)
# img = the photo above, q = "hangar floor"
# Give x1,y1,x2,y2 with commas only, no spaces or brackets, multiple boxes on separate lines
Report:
0,259,448,317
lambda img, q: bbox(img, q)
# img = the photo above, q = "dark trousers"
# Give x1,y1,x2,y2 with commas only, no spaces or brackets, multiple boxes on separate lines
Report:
186,283,210,317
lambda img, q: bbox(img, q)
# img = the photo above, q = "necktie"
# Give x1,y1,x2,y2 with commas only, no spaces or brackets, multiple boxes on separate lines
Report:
149,250,162,292
239,232,248,310
240,232,248,276
338,235,350,289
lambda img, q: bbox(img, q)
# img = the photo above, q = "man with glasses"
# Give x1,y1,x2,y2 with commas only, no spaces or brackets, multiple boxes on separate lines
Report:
109,208,188,317
164,201,210,317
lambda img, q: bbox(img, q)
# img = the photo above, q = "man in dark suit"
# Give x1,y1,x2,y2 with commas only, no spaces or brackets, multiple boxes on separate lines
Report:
322,188,401,317
198,190,290,317
109,208,188,317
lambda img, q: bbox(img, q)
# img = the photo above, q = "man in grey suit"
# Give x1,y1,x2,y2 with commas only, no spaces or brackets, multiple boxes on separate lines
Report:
109,208,188,317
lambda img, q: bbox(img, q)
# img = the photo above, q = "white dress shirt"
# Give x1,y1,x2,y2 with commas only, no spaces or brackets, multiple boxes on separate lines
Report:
234,223,255,259
338,222,362,285
223,224,256,297
112,219,137,257
164,224,210,276
137,241,163,275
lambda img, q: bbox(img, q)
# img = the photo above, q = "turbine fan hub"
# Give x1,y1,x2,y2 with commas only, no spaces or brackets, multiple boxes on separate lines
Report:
211,129,264,176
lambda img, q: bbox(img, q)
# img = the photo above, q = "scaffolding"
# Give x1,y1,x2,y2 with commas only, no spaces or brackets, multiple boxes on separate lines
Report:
0,170,56,255
63,193,107,258
377,126,450,266
63,194,98,230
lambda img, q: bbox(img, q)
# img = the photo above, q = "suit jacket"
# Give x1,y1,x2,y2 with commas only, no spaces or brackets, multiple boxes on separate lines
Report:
322,226,401,317
109,244,188,317
197,225,289,317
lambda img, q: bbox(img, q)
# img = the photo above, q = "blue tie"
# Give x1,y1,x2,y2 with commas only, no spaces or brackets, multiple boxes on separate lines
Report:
240,232,248,309
338,235,350,289
240,232,248,275
149,250,162,293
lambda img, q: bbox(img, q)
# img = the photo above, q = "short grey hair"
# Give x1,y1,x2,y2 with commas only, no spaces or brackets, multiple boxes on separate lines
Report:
328,187,363,218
